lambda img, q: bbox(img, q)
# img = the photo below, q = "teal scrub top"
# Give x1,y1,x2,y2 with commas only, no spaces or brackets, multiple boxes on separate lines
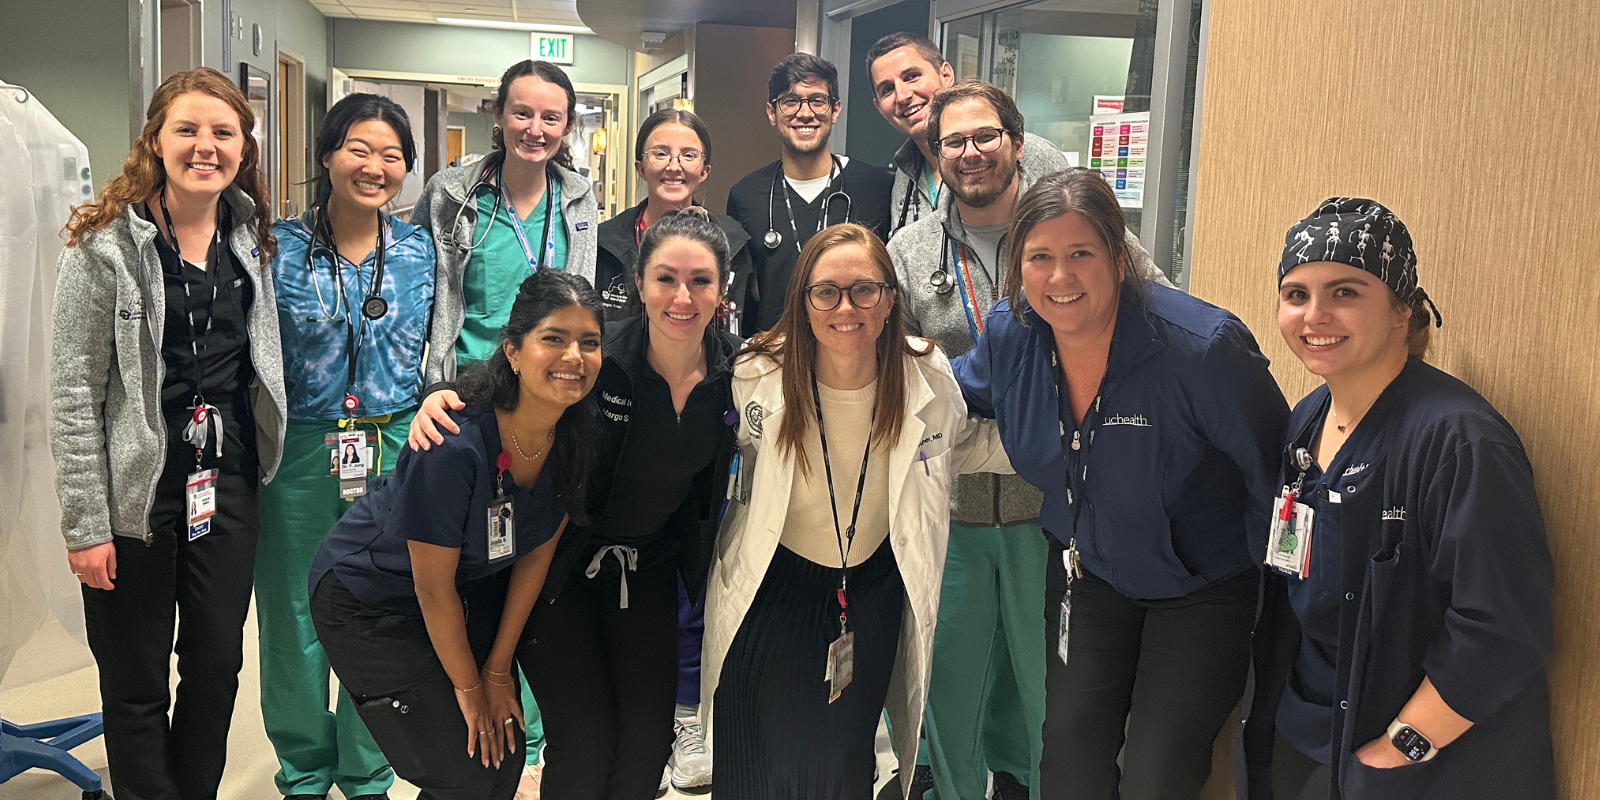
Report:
456,179,570,366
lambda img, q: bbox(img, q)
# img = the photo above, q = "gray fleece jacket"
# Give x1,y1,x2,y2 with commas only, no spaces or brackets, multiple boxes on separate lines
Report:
50,187,287,549
410,152,597,384
886,143,1172,526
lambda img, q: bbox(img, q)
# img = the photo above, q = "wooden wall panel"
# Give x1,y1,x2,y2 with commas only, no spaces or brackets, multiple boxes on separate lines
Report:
1188,1,1600,795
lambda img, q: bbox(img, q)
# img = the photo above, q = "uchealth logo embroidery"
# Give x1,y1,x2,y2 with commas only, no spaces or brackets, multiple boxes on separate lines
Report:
744,401,765,439
1102,413,1151,427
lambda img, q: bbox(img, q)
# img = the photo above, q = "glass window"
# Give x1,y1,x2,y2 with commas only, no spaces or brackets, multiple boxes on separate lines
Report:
941,0,1201,280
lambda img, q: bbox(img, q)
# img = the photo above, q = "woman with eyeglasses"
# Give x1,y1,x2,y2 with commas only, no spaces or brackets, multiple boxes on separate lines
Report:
255,93,436,800
594,110,754,331
704,222,1008,799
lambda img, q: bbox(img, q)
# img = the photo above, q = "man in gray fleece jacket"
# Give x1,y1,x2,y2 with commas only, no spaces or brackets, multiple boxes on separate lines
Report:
884,78,1172,800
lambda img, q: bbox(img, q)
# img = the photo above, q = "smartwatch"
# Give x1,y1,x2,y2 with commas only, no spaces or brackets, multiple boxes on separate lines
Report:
1386,718,1438,762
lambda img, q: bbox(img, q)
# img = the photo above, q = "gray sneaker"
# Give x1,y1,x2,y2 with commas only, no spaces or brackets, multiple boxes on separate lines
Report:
669,717,713,790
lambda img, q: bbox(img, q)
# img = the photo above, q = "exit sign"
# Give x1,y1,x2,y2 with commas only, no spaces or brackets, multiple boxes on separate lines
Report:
533,33,575,65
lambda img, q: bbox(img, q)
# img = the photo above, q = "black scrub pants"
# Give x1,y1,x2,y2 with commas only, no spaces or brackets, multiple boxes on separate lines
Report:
1039,536,1257,800
81,424,258,800
1271,732,1333,800
311,573,523,800
519,541,680,799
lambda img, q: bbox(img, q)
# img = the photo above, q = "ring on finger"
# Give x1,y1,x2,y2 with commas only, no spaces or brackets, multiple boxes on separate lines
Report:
504,717,514,725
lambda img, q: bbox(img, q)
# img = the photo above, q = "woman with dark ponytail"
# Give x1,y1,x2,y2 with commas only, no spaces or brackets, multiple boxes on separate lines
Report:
255,92,436,800
310,269,603,800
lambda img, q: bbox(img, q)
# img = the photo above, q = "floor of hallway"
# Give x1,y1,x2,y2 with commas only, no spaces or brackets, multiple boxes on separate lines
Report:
0,604,898,799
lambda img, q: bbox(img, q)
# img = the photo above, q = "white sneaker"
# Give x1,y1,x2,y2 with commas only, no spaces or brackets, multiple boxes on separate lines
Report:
668,717,713,790
658,765,670,796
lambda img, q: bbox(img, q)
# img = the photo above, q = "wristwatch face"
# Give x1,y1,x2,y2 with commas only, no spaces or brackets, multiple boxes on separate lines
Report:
1392,725,1433,762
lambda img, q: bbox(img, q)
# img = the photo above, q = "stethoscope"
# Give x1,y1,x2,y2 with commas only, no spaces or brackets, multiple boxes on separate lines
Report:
763,155,851,251
449,154,555,269
305,206,389,321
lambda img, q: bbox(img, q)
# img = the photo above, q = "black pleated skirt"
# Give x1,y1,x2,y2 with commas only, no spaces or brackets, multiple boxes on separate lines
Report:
715,540,904,800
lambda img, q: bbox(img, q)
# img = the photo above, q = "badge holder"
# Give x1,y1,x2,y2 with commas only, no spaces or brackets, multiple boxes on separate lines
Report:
1058,539,1081,666
826,587,855,703
1265,448,1316,580
182,402,223,541
486,451,516,562
328,395,376,500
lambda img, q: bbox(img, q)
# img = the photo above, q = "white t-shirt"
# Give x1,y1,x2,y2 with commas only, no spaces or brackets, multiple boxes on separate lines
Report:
785,156,851,203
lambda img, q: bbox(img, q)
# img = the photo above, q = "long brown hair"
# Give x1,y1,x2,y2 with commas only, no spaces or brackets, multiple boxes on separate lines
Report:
738,223,932,473
1003,167,1143,323
64,67,275,261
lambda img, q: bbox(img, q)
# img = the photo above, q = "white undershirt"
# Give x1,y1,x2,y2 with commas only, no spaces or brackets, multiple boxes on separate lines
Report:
785,156,850,203
779,379,891,567
185,259,207,272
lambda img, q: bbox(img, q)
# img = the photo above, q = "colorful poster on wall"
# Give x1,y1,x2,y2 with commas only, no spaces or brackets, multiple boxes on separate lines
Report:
1088,111,1148,209
1093,95,1126,114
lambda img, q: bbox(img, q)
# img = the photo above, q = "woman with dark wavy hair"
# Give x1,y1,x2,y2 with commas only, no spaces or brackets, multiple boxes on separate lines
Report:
51,66,286,800
310,269,602,799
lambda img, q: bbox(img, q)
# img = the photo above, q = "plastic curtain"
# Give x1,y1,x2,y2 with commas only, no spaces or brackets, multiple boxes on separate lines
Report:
0,78,94,690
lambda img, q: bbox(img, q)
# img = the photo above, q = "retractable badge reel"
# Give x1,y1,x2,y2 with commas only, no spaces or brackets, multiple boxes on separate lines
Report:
1058,539,1082,666
1265,448,1316,579
182,402,223,541
486,451,516,562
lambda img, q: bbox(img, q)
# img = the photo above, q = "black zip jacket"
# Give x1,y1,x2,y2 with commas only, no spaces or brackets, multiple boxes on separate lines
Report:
1236,358,1554,799
593,200,755,327
538,315,741,605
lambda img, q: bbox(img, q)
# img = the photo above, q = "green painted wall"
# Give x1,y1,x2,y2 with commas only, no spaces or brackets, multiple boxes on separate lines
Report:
330,19,631,87
0,0,132,188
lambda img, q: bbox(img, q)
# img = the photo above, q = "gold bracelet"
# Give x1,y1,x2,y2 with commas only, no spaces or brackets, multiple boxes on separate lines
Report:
484,666,512,677
486,676,513,687
453,682,482,694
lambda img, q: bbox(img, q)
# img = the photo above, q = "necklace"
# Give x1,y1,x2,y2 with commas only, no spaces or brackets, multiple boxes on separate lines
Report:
1332,397,1376,434
510,425,555,461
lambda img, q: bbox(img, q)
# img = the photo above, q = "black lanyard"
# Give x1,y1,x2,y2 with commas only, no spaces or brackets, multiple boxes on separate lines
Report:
775,156,845,253
158,192,223,411
812,376,875,635
1049,340,1106,528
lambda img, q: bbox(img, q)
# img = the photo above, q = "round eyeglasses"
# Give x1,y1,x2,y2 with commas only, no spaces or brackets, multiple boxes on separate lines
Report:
644,148,704,169
937,127,1011,160
773,94,837,117
805,281,891,312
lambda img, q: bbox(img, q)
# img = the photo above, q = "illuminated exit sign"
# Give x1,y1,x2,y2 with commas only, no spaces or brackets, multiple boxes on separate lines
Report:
533,33,575,65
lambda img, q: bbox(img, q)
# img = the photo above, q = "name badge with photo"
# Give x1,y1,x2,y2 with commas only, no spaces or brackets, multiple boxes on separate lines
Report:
487,499,515,561
1265,486,1315,579
185,468,218,541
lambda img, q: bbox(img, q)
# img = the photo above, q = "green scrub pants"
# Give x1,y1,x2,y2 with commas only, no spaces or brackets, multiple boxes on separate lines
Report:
919,521,1048,799
255,413,415,797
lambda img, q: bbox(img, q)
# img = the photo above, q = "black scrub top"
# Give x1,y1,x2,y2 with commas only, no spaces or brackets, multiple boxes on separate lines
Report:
1274,397,1383,765
309,406,566,616
725,158,893,332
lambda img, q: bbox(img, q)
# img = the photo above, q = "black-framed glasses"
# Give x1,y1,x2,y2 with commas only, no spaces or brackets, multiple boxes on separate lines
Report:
805,281,891,311
643,148,704,169
772,94,837,117
937,127,1011,159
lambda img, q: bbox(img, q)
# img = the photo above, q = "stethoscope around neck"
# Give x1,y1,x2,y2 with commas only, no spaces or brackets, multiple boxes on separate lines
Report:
763,155,851,251
305,206,389,321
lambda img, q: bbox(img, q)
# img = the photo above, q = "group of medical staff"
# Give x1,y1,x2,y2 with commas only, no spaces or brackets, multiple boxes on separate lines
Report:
45,27,1554,800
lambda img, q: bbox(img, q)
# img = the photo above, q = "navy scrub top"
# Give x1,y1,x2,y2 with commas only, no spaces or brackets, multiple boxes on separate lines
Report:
1274,393,1385,765
310,405,565,616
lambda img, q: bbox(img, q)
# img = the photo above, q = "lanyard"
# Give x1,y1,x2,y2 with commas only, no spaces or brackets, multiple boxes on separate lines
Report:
158,193,222,410
1049,342,1105,528
777,156,846,253
312,211,386,415
501,166,556,273
812,377,875,636
941,235,986,341
634,208,649,247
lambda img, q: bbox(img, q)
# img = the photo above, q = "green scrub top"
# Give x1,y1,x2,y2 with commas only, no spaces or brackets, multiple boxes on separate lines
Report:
455,179,570,367
924,163,941,207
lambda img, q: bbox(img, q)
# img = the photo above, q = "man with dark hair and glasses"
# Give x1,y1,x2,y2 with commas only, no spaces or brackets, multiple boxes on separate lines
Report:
725,52,893,333
883,77,1170,800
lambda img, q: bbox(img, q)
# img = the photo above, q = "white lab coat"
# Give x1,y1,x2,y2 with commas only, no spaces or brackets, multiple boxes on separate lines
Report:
702,338,1010,797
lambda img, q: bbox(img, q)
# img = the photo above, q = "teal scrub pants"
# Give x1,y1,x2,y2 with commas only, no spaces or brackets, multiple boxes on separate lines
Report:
919,521,1048,799
255,414,415,797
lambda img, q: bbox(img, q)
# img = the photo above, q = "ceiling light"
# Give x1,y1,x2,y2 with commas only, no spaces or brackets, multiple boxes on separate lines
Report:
435,17,593,34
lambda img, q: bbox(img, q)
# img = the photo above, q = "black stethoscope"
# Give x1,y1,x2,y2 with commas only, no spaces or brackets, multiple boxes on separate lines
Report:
305,207,389,321
763,155,851,251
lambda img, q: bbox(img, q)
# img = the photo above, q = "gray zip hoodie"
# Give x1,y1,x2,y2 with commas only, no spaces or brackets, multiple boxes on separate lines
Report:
410,153,597,384
886,142,1172,526
50,187,287,549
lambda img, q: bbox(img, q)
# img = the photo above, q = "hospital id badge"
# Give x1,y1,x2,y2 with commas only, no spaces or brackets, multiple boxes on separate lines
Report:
1265,487,1315,579
1058,593,1072,666
825,630,855,703
185,468,218,541
486,498,515,561
335,430,370,499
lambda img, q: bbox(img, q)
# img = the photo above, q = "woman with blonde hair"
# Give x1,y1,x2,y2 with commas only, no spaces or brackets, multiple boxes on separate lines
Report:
51,66,286,800
705,222,1007,798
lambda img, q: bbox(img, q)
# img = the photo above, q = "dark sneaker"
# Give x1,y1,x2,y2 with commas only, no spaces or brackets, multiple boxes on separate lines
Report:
991,770,1029,800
